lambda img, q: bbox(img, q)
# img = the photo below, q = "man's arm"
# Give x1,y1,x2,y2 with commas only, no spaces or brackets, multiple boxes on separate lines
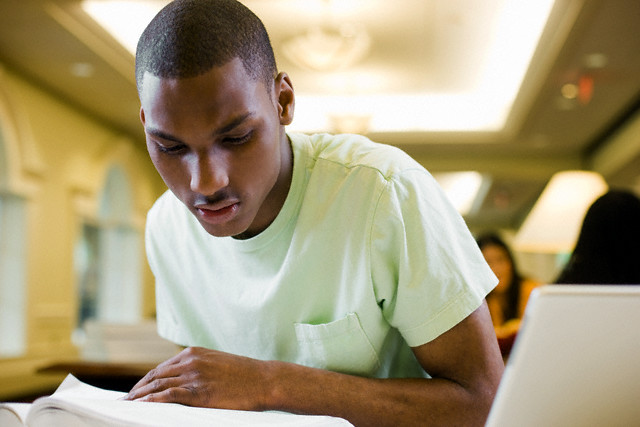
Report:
126,301,503,426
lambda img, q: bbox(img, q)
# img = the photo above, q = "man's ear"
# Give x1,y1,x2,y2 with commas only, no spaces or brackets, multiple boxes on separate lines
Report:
274,72,295,126
140,107,146,126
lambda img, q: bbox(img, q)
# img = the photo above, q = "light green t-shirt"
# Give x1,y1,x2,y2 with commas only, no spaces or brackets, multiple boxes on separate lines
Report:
146,132,497,378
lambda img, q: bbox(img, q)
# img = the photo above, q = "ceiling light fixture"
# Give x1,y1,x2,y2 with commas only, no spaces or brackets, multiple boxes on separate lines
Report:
70,62,95,78
282,23,371,72
561,83,578,99
583,52,608,69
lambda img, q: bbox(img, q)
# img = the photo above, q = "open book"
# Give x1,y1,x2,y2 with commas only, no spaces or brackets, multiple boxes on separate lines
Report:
0,374,353,426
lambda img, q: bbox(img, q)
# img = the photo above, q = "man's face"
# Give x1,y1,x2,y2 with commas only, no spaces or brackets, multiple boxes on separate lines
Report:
139,58,295,238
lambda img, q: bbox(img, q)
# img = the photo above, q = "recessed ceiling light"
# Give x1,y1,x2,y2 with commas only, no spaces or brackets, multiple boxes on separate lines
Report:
561,83,578,99
583,52,608,69
70,62,95,78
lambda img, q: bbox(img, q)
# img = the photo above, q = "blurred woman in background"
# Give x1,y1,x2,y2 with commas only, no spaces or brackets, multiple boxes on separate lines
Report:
476,233,540,334
556,190,640,285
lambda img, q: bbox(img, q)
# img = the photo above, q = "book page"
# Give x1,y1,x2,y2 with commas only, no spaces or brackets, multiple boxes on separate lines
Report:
27,375,353,426
0,402,31,427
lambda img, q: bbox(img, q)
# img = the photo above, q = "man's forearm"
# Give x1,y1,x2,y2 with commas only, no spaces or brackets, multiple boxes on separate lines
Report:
262,360,496,427
263,304,503,426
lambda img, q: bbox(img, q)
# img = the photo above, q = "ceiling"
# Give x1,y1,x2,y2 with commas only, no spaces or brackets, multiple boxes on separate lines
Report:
0,0,639,232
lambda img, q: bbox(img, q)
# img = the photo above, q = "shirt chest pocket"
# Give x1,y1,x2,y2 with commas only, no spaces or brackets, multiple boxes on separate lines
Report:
294,312,381,376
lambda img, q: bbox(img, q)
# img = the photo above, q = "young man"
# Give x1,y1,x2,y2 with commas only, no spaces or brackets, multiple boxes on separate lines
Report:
126,0,504,425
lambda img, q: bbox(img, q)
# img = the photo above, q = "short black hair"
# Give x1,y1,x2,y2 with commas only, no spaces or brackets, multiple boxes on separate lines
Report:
135,0,277,94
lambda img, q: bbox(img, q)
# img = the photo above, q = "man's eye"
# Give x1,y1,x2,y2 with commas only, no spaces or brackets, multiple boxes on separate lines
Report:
156,142,186,154
225,131,253,145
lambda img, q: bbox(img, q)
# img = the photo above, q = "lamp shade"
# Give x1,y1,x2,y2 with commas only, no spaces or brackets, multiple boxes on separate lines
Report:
513,170,608,253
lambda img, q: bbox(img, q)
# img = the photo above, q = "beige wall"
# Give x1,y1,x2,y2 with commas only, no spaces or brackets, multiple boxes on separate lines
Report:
0,65,166,399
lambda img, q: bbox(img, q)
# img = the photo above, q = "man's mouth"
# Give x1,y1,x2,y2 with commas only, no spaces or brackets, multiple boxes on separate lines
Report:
194,202,240,225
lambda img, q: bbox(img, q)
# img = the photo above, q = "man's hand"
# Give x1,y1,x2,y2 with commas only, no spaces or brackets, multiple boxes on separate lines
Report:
125,346,271,411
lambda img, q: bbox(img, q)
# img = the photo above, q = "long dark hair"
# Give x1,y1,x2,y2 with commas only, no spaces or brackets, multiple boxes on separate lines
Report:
556,190,640,284
476,233,523,321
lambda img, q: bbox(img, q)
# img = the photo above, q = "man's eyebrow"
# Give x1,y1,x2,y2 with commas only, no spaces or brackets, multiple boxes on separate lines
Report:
215,112,255,135
144,112,255,143
145,127,184,144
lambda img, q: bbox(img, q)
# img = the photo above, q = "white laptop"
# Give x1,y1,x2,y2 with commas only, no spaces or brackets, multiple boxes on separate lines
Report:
486,285,640,427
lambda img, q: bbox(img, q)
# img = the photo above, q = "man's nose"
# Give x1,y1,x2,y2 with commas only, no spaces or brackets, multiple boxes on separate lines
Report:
189,153,229,196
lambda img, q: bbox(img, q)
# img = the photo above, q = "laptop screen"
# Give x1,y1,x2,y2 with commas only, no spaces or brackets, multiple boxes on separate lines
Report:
486,285,640,427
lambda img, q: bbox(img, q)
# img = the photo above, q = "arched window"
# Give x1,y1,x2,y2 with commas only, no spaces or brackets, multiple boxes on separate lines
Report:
75,165,142,329
0,126,28,357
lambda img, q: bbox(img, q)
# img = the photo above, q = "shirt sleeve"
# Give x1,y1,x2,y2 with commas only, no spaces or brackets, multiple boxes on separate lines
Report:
370,168,497,347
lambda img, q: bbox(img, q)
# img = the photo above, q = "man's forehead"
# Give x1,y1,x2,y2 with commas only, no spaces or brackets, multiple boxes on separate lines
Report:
139,70,193,96
141,71,274,109
139,62,278,133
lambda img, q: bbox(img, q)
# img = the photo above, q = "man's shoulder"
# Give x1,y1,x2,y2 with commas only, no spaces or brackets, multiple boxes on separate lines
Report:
289,132,422,179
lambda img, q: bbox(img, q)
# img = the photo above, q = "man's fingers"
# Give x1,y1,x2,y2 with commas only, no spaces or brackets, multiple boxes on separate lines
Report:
133,385,196,404
126,365,185,400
